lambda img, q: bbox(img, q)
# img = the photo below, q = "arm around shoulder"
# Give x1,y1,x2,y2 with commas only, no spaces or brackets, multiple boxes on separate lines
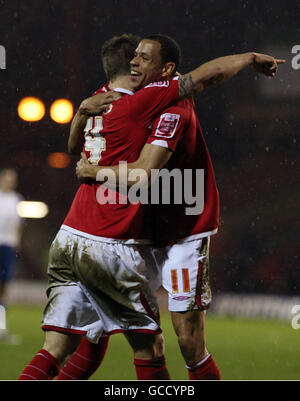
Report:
68,110,88,154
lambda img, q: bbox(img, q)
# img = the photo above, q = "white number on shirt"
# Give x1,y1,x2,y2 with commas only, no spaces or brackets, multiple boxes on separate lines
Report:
84,116,106,165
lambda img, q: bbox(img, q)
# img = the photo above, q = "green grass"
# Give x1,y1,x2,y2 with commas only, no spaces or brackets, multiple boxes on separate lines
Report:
0,305,299,380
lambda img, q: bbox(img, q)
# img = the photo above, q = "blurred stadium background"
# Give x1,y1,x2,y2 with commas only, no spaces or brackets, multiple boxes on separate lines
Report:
0,0,299,379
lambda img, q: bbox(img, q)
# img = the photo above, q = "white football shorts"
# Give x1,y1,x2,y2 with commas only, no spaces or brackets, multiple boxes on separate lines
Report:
153,237,212,312
42,227,162,343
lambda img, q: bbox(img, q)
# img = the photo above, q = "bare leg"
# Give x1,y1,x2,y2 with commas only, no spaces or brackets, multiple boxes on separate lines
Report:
19,331,82,380
124,332,170,379
43,330,82,366
171,310,208,366
124,332,165,360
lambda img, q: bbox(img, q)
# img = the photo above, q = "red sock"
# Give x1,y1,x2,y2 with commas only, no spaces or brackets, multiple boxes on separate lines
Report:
187,354,221,380
134,356,170,380
19,349,59,380
57,336,109,380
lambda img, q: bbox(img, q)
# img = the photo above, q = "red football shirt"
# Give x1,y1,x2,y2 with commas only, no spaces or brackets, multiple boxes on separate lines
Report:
63,78,179,241
146,97,219,245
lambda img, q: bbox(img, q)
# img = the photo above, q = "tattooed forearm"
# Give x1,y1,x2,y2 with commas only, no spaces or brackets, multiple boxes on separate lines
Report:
177,52,282,100
178,73,196,99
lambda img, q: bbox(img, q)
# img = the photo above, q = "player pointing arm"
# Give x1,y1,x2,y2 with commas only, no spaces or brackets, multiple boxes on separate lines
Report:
76,50,285,183
75,51,285,121
177,52,285,98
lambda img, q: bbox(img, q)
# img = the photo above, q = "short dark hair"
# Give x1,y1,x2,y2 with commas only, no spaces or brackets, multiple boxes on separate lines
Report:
101,34,141,81
144,34,181,71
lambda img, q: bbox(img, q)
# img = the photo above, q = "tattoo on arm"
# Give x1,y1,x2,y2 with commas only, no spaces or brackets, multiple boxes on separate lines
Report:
178,73,196,99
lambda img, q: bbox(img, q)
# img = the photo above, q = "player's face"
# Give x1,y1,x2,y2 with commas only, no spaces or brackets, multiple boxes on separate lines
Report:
130,39,165,90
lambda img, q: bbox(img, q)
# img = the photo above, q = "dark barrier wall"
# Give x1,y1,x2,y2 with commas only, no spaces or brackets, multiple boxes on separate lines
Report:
0,0,299,295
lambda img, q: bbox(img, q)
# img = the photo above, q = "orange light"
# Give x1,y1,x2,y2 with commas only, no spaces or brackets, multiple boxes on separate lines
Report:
18,97,45,122
47,152,70,168
50,99,73,124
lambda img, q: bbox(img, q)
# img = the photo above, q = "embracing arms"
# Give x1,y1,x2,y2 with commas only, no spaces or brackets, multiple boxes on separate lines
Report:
73,51,285,183
68,92,121,154
70,52,285,132
76,143,172,187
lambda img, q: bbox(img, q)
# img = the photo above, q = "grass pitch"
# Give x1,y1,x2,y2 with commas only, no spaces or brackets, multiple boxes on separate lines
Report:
0,305,299,380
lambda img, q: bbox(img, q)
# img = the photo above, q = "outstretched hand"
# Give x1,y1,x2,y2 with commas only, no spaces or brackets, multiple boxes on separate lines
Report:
252,53,285,77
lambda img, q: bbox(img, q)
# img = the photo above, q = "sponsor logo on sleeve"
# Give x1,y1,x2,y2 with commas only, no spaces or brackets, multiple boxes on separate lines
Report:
155,113,180,139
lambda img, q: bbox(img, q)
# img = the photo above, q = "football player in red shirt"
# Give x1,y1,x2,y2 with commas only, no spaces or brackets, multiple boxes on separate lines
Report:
73,35,284,380
20,35,173,381
19,33,284,380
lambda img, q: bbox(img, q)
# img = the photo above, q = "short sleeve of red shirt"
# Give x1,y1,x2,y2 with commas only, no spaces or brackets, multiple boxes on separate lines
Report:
124,77,179,127
146,106,188,151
